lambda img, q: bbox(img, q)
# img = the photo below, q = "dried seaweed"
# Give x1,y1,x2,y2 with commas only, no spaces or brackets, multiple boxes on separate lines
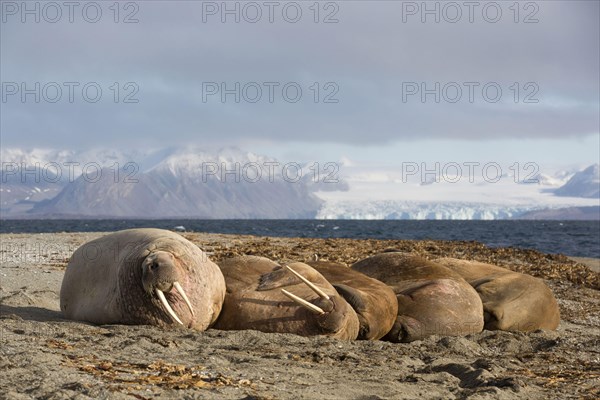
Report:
63,354,255,394
184,234,600,290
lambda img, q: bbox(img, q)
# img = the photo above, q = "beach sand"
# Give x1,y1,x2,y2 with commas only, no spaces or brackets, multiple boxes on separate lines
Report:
1,232,598,399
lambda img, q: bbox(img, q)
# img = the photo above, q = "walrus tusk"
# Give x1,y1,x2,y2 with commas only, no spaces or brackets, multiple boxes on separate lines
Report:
284,265,330,300
173,281,195,317
155,289,184,325
281,289,326,315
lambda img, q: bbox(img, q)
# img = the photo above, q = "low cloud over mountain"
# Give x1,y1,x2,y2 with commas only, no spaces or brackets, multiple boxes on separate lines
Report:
0,148,347,218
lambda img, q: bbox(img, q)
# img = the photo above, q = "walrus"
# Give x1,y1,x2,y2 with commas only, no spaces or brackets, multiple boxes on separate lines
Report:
213,256,360,340
60,228,226,330
306,260,398,340
434,258,560,331
351,252,484,343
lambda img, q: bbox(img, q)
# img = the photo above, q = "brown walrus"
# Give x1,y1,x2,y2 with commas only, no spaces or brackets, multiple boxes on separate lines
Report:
213,256,360,340
60,228,226,330
306,260,398,340
434,258,560,331
351,252,484,342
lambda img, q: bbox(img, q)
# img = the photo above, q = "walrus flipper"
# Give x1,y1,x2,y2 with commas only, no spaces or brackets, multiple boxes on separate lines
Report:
257,266,301,291
332,284,367,313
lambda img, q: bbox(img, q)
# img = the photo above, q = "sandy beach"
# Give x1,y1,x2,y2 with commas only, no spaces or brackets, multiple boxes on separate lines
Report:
1,232,598,399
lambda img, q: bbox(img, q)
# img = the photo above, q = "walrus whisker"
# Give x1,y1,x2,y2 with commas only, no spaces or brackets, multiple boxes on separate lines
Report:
284,265,330,300
281,289,325,315
173,281,195,317
155,288,184,325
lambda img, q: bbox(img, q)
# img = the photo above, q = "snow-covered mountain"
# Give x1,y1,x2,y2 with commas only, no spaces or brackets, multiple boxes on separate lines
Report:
0,147,333,218
1,148,598,219
518,172,570,186
554,164,600,199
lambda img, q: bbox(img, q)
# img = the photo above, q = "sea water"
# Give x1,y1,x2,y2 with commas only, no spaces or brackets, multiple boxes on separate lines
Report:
1,219,598,258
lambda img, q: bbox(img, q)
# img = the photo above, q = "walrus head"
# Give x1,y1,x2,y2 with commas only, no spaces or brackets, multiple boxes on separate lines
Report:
280,265,360,337
141,251,195,325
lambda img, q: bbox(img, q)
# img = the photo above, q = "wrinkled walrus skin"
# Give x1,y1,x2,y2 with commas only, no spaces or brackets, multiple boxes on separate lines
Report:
434,258,560,331
307,261,398,340
351,253,484,343
60,228,226,330
213,256,360,340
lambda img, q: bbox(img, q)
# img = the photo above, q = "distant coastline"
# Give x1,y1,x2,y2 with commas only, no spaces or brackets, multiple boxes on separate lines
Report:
1,219,598,258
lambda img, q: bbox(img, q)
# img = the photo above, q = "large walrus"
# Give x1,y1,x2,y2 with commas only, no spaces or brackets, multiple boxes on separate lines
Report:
351,252,484,343
60,228,226,330
434,258,560,331
307,260,398,340
213,256,360,340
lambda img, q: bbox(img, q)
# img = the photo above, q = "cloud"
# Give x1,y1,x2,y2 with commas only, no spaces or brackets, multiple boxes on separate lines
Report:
1,1,598,149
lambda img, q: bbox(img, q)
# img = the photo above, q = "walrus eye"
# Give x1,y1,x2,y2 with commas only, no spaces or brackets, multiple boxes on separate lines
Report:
150,262,159,271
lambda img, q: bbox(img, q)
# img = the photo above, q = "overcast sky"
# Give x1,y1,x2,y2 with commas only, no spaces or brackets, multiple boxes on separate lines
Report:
1,0,598,166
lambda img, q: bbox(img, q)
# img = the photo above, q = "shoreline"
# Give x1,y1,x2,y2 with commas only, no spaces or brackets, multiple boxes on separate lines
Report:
1,229,599,258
